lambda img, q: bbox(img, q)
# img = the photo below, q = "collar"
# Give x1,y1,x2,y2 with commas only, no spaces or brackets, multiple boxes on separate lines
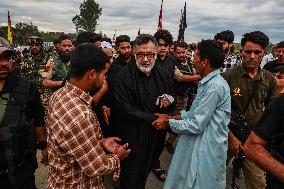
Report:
200,69,221,85
65,81,93,106
240,64,264,81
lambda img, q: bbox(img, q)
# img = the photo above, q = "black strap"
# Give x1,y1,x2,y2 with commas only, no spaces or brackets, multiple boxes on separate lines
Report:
241,80,259,115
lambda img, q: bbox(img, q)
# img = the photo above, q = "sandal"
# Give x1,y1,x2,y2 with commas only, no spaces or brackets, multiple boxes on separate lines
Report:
152,168,167,182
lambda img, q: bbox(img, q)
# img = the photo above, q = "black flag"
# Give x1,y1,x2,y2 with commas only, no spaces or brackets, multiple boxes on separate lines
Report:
177,2,187,42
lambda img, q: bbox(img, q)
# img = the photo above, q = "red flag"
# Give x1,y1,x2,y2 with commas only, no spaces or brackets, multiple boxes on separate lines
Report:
157,0,164,31
7,11,13,44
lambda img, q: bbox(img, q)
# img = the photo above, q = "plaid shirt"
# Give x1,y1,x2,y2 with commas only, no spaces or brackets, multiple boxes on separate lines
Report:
221,54,241,73
47,82,120,189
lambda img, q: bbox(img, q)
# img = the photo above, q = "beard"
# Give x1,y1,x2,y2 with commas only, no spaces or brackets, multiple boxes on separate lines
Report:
136,61,154,75
0,65,11,80
59,53,71,63
120,52,131,60
89,81,103,96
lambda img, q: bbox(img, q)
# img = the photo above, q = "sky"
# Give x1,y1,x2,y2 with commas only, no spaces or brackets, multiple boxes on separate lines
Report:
0,0,283,43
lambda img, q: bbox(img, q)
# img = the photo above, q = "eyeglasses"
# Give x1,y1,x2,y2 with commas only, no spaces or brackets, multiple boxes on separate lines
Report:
243,50,263,55
136,52,156,59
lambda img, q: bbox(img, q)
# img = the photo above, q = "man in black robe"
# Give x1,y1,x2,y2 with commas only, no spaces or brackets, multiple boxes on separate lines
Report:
114,34,175,189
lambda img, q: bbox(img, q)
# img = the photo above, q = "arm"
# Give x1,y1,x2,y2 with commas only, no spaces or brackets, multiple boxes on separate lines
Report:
244,131,284,182
59,112,120,178
42,78,62,88
174,66,201,82
169,85,219,134
42,59,62,88
29,83,48,164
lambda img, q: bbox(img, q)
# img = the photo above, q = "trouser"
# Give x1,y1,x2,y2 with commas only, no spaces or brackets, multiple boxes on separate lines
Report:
152,129,167,169
166,95,188,144
0,159,37,189
227,152,267,189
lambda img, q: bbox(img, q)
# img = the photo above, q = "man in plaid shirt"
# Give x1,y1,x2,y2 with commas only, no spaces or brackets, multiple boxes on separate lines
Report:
47,43,130,189
214,30,241,72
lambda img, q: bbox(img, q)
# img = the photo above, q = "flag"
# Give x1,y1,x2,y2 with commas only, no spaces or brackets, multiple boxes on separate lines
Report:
112,29,117,44
157,0,164,31
177,2,187,42
138,28,141,36
7,11,13,44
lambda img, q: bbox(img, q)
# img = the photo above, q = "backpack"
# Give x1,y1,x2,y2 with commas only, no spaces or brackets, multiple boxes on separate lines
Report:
0,77,36,187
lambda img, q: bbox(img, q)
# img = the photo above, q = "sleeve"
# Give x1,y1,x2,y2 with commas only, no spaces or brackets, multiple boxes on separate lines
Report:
28,83,45,127
42,57,54,79
254,97,281,142
58,110,120,179
169,85,219,134
114,74,158,124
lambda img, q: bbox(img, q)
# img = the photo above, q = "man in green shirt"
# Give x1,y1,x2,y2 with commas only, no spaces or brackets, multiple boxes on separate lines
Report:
223,31,279,189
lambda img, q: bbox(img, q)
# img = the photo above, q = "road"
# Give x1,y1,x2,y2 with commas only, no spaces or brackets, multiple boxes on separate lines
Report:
35,147,246,189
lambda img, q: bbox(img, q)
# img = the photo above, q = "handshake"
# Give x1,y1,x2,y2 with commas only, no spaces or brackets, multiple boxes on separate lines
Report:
152,113,170,130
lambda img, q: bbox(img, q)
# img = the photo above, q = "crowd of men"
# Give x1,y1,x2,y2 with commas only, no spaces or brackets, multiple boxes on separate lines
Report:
0,28,283,189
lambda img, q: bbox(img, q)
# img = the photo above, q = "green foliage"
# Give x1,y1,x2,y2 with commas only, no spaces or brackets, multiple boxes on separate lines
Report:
0,22,76,46
72,0,102,32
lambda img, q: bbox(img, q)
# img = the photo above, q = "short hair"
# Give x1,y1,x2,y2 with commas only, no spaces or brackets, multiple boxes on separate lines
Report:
70,43,109,78
277,41,284,49
197,39,225,69
101,37,112,44
189,43,197,51
115,35,130,47
214,30,234,44
53,38,60,45
241,31,269,49
58,34,72,43
133,34,157,47
174,42,187,52
75,32,102,46
154,30,173,45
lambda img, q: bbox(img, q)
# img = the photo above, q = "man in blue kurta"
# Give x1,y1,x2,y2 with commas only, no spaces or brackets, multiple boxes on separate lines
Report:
153,39,231,189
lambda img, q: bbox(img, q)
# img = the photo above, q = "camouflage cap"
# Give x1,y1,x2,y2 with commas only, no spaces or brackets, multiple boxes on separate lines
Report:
27,36,43,45
0,37,14,55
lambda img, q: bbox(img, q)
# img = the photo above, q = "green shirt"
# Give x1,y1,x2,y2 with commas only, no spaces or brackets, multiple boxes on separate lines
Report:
223,64,279,128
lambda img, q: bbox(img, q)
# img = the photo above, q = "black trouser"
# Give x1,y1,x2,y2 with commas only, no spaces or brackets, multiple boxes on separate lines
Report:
152,129,167,169
0,159,37,189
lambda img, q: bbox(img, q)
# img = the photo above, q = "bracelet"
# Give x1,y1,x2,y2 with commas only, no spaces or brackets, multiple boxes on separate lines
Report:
37,141,47,150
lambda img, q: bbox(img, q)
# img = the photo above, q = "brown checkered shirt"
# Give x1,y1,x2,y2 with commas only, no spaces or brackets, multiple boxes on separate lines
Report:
47,82,120,189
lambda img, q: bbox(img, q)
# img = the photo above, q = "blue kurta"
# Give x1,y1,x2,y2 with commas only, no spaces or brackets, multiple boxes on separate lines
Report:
164,69,231,189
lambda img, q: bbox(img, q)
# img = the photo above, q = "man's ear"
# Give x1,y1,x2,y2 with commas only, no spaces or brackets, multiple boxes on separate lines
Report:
88,69,97,80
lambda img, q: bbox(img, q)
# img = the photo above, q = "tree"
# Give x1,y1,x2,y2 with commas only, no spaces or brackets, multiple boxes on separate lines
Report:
72,0,102,32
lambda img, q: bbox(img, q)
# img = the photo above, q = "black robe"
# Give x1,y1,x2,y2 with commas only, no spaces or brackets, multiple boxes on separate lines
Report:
114,62,174,189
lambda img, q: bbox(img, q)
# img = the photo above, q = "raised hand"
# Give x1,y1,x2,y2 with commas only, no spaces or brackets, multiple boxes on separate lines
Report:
102,137,121,153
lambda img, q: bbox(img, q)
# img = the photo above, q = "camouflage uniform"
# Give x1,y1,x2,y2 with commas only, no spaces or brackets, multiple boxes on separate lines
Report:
42,53,70,92
20,52,50,92
20,50,52,110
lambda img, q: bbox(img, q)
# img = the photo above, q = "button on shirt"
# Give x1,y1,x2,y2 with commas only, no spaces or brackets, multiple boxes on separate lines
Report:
164,69,231,189
47,82,120,189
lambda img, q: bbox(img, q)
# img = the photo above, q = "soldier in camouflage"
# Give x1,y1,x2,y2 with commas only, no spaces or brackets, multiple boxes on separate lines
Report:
42,34,73,92
20,36,49,92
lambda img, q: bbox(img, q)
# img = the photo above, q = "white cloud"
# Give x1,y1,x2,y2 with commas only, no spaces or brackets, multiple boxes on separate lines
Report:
0,0,283,43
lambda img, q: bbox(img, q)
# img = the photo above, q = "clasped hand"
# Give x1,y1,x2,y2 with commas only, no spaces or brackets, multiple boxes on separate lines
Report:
152,113,169,130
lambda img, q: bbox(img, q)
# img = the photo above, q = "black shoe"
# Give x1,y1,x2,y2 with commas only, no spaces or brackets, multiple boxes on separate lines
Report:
165,142,175,154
